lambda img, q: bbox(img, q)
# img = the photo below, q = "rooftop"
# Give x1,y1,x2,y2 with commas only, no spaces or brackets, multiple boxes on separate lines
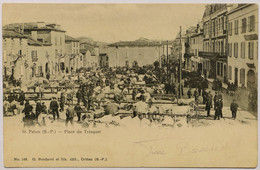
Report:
3,22,66,33
203,4,227,18
2,29,51,46
2,29,27,39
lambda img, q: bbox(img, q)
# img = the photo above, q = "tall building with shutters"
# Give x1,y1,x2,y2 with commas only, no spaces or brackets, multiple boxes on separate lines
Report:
227,4,258,88
200,4,229,81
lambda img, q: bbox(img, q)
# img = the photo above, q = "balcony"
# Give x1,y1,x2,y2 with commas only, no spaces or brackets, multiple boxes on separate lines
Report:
199,51,227,61
184,52,195,58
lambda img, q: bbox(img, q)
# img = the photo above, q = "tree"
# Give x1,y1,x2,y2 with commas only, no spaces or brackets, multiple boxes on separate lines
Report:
153,61,159,69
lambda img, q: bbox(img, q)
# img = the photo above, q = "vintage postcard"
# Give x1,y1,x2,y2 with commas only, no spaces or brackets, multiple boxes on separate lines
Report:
2,2,258,168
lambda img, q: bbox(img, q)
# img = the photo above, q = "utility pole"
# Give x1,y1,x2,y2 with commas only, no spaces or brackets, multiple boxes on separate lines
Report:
179,26,182,99
167,40,169,80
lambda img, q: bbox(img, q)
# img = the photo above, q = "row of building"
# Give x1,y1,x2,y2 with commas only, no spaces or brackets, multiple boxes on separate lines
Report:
2,4,258,90
3,22,173,86
174,4,258,89
2,22,107,85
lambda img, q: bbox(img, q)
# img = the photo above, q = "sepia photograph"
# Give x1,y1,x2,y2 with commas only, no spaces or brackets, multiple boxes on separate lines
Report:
1,2,258,168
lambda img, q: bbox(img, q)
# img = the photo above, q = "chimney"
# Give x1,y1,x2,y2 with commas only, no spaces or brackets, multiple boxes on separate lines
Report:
31,31,37,41
19,23,24,34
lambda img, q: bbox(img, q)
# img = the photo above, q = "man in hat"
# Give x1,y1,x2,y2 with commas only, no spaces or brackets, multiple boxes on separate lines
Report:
22,100,33,119
218,92,223,118
18,91,25,105
214,98,222,120
193,88,199,102
50,97,59,120
35,100,42,120
74,102,83,122
187,88,192,98
205,91,212,117
76,89,82,104
230,99,238,119
41,102,47,114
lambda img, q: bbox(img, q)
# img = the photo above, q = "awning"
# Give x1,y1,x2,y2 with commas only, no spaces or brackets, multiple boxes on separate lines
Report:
247,63,255,68
244,34,258,41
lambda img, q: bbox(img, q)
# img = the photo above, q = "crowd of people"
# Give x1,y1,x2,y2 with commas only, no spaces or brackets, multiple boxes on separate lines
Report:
3,66,241,127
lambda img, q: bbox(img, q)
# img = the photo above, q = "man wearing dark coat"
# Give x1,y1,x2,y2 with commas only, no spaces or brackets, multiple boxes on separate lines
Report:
50,97,59,120
230,99,238,119
202,89,207,104
35,100,42,119
18,91,25,105
187,88,192,98
76,89,82,104
218,93,223,118
214,98,222,120
74,103,83,122
59,93,65,111
193,88,199,102
205,91,212,117
22,100,33,119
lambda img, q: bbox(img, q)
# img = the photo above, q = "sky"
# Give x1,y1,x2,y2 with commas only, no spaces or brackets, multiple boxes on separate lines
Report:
2,3,206,43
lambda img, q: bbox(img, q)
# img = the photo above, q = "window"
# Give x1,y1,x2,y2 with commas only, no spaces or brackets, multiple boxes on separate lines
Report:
80,56,82,61
31,50,37,58
248,15,255,32
241,42,245,58
218,18,221,30
242,18,247,33
228,43,232,57
37,38,43,42
228,22,232,36
234,43,238,58
38,66,43,76
220,63,223,76
248,42,254,59
234,20,239,35
55,37,57,45
228,65,232,80
240,68,245,85
221,41,224,54
221,17,224,30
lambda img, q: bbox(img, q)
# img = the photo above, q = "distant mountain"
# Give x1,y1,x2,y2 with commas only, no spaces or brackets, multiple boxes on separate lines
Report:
77,36,94,43
77,36,108,48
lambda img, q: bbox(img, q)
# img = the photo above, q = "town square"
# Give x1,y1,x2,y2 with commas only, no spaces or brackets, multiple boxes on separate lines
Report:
2,3,258,167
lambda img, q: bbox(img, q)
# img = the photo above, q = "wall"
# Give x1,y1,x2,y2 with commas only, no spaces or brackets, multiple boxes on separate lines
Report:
227,4,258,87
2,37,28,83
105,46,161,67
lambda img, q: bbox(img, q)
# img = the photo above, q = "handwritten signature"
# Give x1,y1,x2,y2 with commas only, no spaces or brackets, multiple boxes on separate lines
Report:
176,142,228,155
134,138,167,156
